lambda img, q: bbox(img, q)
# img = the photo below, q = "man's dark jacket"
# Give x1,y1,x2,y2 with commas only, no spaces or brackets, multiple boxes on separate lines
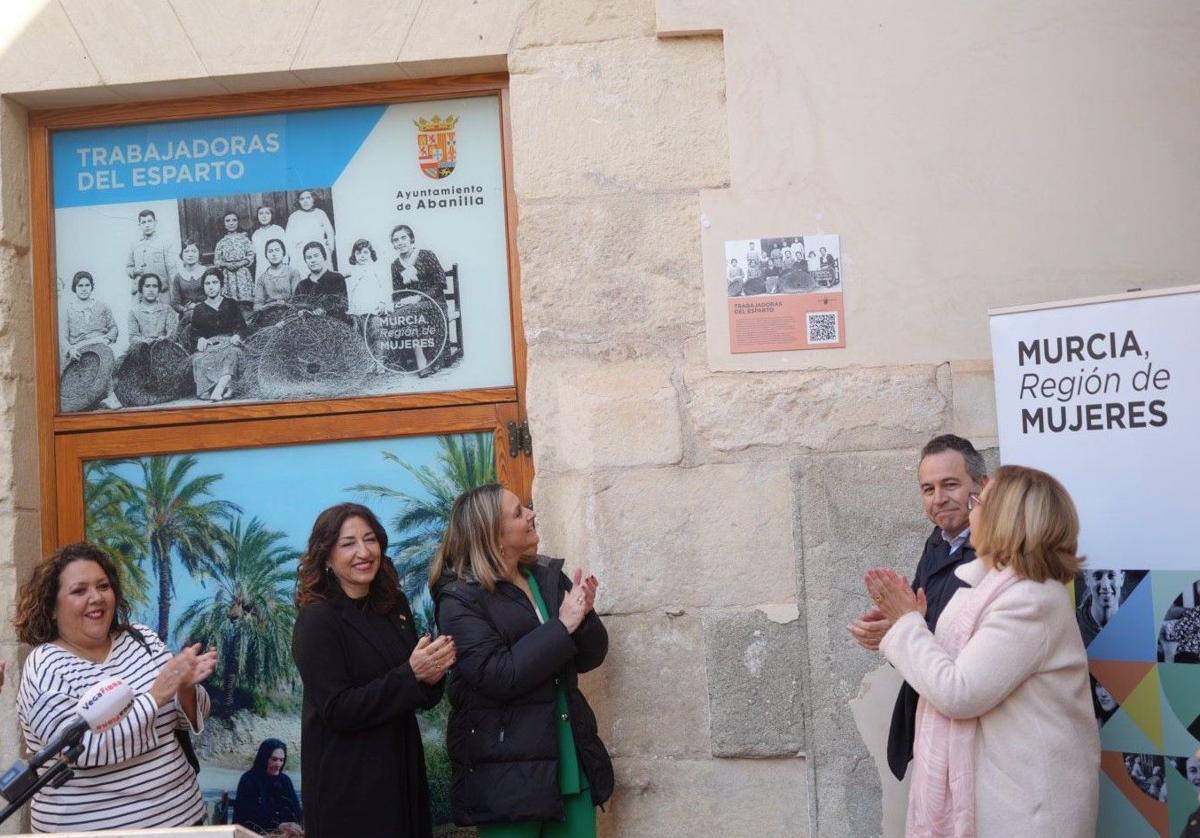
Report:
886,527,975,780
433,555,614,825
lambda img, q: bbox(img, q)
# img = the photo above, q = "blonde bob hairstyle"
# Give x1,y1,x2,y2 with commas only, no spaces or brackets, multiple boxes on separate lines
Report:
430,483,525,592
972,464,1084,583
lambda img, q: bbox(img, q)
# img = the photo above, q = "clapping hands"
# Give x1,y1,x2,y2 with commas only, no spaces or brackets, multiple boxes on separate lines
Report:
409,634,456,685
559,569,599,633
864,568,927,623
150,644,218,707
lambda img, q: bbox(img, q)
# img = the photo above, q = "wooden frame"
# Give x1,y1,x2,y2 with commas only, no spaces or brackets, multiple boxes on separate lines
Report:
53,402,526,546
29,74,531,549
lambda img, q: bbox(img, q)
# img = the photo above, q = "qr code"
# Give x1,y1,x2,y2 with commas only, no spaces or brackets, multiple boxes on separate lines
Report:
806,311,840,344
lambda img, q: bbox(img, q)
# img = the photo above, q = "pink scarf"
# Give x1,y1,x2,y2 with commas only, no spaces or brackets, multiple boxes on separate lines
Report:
906,565,1019,838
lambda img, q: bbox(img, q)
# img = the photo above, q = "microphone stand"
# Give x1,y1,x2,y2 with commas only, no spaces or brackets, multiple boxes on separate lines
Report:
0,743,84,827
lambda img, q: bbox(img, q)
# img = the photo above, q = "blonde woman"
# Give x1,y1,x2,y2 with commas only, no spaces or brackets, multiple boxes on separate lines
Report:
866,465,1099,837
430,484,612,836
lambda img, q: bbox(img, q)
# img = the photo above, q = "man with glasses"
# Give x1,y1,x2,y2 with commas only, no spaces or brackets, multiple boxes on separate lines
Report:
847,433,988,780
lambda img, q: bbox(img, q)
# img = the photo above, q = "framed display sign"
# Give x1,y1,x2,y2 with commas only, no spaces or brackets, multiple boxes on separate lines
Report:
30,74,532,551
27,76,533,832
48,92,515,416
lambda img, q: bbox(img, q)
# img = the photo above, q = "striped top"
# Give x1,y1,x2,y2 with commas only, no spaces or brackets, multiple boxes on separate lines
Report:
17,624,209,832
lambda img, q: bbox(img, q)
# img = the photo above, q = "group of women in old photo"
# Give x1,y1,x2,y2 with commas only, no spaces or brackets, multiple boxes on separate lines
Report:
59,191,451,409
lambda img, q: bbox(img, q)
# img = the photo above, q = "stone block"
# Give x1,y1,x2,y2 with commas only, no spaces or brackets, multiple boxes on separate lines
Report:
580,611,710,758
703,607,804,756
7,87,126,110
60,0,209,86
513,0,657,49
0,376,40,510
0,1,103,95
0,102,30,250
169,0,320,78
656,0,727,38
534,462,795,612
208,71,307,95
0,641,21,800
981,444,1000,475
949,360,998,445
0,509,43,576
518,192,704,342
684,357,949,457
292,0,421,73
526,347,683,473
849,663,910,838
793,449,933,838
0,244,35,372
106,77,231,101
508,37,728,201
290,64,410,88
398,0,521,66
600,756,808,837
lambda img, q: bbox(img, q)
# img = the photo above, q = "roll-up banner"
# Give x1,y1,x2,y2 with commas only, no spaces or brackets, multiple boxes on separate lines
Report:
989,285,1200,838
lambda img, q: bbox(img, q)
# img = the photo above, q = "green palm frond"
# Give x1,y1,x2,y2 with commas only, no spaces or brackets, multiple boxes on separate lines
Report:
123,455,243,639
84,461,151,608
347,433,496,634
174,517,298,717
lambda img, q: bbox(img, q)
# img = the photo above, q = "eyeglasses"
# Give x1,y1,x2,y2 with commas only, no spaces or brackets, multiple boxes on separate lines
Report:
967,493,983,511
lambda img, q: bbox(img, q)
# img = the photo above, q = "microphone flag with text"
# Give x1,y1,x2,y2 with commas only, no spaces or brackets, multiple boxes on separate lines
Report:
0,677,134,804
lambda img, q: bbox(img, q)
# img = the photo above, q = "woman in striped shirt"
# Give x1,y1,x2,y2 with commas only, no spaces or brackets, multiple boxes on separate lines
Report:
14,542,218,832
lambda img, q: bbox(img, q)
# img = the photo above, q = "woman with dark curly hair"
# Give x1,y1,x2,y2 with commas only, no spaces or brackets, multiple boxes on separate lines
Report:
291,503,456,838
14,542,217,832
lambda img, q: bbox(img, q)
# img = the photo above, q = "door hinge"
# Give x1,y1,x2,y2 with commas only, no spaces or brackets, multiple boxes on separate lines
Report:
506,420,533,458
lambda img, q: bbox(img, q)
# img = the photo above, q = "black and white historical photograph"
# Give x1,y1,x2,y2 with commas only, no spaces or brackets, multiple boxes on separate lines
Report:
1174,754,1200,796
1124,753,1168,802
58,191,463,409
52,95,514,413
725,233,842,298
1157,578,1200,663
1090,674,1120,727
1074,568,1147,648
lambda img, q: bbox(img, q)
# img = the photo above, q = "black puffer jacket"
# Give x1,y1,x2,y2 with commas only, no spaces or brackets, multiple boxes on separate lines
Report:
432,555,613,825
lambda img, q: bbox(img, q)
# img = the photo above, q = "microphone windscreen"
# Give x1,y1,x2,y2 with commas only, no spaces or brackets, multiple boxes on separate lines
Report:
75,678,135,733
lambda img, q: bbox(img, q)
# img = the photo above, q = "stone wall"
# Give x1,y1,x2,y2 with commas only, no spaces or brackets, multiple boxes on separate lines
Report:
0,87,37,836
0,1,1198,837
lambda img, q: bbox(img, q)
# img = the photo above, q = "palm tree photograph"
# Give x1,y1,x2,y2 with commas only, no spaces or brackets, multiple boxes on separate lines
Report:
84,431,496,830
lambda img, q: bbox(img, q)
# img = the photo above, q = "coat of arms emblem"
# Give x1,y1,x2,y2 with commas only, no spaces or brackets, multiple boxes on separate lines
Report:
414,114,459,179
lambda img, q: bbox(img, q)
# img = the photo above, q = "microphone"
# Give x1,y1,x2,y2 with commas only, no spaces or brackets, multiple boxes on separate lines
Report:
30,678,134,768
0,678,135,821
0,678,134,805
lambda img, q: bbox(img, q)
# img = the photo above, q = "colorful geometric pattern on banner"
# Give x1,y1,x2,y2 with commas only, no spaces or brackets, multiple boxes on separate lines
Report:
1081,571,1200,837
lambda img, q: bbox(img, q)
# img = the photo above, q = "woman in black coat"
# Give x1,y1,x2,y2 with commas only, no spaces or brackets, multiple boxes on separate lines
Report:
234,738,303,835
430,484,613,836
292,503,457,838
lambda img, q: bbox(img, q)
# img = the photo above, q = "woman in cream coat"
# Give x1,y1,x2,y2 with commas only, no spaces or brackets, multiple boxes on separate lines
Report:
867,464,1099,838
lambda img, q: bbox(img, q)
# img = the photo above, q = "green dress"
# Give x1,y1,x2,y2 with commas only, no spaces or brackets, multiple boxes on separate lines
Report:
476,570,596,838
